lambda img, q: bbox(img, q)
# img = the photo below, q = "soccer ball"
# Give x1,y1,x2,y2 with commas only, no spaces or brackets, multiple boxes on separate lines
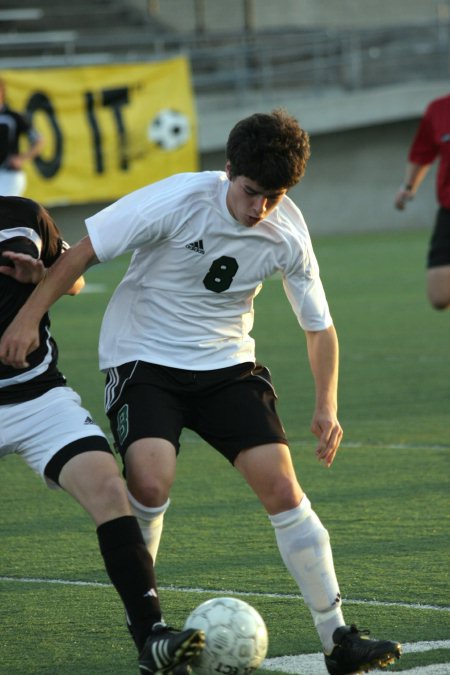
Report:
184,597,268,675
147,108,191,150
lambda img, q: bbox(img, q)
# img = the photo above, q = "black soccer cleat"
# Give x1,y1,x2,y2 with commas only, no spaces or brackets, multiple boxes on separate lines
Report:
325,624,402,675
139,622,205,674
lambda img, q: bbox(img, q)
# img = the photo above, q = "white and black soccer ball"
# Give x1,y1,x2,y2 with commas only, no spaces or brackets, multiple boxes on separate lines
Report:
148,108,190,150
184,597,268,675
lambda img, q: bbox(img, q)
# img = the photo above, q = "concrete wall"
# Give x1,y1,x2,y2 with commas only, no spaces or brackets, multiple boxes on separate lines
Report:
144,0,443,32
196,82,448,152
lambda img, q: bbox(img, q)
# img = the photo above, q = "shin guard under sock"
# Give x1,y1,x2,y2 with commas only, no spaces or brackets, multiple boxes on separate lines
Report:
269,497,345,653
127,489,169,564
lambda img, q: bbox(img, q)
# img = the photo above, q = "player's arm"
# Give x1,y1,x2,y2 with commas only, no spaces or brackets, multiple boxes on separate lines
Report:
305,324,343,468
0,236,98,369
394,161,431,210
0,251,85,294
24,131,45,161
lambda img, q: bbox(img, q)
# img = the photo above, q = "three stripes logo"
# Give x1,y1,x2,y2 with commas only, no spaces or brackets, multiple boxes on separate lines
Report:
186,239,205,254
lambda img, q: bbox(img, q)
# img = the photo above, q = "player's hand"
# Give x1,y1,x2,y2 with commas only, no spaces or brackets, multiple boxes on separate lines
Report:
7,154,25,170
0,251,46,285
311,408,343,468
0,315,40,369
394,187,413,210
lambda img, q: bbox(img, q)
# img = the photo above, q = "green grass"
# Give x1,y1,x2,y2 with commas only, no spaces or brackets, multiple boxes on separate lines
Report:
1,227,449,674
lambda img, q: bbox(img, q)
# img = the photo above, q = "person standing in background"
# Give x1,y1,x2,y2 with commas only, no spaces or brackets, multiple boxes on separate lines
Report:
394,93,450,310
0,78,44,196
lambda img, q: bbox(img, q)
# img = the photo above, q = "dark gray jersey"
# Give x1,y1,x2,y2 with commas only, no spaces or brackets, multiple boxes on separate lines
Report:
0,196,66,404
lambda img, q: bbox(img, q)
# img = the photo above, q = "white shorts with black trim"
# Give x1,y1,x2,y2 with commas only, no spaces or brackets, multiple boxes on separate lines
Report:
0,386,108,488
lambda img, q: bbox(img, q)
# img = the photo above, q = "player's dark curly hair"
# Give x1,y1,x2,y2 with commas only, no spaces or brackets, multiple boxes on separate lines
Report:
226,108,310,190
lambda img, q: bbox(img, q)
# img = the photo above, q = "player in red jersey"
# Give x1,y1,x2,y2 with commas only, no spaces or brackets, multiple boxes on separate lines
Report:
395,93,450,310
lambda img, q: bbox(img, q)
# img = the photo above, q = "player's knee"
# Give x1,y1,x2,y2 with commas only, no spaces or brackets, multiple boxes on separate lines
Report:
429,296,450,310
266,474,302,512
426,271,450,310
100,473,130,508
128,480,170,508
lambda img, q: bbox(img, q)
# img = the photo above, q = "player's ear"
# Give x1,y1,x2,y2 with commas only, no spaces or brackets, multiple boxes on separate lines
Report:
225,161,232,180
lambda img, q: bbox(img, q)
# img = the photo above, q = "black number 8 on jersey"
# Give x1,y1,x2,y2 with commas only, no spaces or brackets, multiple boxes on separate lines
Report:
203,255,239,293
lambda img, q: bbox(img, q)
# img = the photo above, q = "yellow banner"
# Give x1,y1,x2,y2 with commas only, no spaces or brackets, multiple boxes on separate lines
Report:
2,58,198,205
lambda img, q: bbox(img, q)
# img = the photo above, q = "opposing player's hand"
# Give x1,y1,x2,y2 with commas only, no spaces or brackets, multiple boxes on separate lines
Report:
0,315,40,369
0,251,46,285
311,407,343,468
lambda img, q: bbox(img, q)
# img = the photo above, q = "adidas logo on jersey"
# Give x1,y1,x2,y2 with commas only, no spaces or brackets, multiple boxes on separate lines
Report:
186,239,205,254
84,416,95,425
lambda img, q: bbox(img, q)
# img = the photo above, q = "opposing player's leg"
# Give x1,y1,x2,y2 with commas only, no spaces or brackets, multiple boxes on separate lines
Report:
7,385,199,671
55,440,204,672
47,439,166,655
57,448,131,524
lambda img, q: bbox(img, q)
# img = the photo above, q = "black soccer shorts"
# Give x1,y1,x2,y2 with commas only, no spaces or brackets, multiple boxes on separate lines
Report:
105,360,288,465
427,207,450,268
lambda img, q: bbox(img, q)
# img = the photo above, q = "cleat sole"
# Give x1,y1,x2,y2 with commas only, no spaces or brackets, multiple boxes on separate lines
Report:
356,645,402,673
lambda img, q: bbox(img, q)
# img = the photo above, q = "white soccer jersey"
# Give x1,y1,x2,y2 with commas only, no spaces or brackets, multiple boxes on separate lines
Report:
86,171,332,371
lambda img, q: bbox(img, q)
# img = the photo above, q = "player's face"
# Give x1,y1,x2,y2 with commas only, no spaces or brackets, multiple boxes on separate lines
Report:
225,167,287,228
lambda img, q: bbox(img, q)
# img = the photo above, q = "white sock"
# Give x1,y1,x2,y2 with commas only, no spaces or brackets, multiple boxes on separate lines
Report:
127,489,170,564
269,496,345,653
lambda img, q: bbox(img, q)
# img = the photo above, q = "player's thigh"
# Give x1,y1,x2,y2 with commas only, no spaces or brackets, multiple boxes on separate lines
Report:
107,377,183,503
234,442,303,515
196,364,288,462
107,379,185,458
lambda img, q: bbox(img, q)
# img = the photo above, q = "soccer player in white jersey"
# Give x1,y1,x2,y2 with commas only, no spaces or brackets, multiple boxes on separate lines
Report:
0,110,401,675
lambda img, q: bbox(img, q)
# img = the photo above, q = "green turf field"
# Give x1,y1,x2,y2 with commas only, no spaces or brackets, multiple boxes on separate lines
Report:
1,227,449,674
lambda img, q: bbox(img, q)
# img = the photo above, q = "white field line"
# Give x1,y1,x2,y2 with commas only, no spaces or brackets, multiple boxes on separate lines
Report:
1,577,449,673
340,441,450,451
174,433,450,452
1,576,449,615
263,641,450,674
81,283,107,293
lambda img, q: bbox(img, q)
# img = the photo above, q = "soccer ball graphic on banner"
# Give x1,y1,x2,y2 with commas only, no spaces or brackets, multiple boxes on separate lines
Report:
184,597,268,675
147,108,190,150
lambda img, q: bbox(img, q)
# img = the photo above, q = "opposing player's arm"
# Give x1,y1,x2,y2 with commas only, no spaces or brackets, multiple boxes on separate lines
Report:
0,250,85,294
305,324,343,467
0,236,98,369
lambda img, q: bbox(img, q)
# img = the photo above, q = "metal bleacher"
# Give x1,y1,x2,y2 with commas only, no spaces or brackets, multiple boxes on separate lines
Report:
1,0,449,99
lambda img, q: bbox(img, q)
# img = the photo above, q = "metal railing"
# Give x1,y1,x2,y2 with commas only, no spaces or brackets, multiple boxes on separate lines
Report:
0,20,448,97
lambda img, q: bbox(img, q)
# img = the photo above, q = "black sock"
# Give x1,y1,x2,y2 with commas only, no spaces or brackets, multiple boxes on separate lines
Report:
97,515,161,651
